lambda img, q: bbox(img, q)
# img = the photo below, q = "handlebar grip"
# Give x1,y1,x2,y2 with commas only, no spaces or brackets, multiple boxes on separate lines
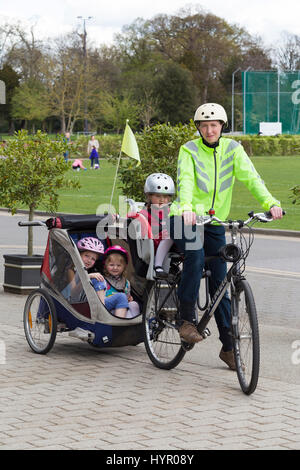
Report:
265,209,286,217
18,221,46,227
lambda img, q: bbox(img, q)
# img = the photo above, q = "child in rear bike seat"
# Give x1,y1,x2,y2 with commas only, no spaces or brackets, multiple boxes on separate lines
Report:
139,173,175,277
103,245,140,319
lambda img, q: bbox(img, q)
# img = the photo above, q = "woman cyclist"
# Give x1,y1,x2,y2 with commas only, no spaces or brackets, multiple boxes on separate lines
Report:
169,102,283,370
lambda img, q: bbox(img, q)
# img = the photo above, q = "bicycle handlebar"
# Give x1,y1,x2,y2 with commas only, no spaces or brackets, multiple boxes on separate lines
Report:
196,210,285,227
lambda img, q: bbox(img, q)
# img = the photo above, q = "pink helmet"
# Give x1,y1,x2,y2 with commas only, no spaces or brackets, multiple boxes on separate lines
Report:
77,237,105,255
104,245,129,264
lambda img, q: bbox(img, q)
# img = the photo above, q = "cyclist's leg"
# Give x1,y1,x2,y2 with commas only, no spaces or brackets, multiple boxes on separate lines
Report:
204,225,232,352
169,216,204,324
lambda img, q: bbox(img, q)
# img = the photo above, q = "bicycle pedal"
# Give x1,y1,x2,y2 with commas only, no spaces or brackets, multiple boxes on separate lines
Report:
181,341,195,352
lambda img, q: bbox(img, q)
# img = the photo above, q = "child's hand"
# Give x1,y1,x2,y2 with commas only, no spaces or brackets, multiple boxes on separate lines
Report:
89,272,104,282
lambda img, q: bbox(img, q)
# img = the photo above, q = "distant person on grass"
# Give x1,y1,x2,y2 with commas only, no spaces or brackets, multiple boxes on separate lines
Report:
87,135,100,169
63,132,71,162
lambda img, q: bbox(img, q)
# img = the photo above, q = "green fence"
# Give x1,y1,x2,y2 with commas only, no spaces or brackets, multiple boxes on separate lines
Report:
242,71,300,134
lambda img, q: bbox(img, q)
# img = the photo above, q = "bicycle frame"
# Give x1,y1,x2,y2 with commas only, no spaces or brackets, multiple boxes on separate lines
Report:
196,256,240,336
152,211,271,336
143,210,283,393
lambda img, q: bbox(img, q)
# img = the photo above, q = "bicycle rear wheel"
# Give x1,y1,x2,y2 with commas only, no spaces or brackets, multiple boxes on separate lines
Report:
24,288,57,354
142,282,186,370
231,279,259,395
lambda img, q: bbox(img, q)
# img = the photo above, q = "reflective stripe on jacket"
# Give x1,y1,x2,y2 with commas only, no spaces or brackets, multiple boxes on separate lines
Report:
169,137,280,220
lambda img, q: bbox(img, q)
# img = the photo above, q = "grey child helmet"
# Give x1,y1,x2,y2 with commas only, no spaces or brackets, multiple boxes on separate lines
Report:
144,173,175,195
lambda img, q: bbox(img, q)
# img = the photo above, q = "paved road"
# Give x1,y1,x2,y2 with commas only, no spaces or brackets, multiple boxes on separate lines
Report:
1,212,300,450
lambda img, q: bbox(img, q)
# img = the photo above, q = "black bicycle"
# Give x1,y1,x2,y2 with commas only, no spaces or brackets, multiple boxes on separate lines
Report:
142,211,279,395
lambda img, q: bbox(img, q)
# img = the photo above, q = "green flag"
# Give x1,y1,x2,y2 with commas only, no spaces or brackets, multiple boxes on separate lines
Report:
121,120,140,166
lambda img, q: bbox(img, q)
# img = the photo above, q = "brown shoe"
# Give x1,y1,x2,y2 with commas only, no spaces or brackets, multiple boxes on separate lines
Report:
179,321,203,344
219,348,236,370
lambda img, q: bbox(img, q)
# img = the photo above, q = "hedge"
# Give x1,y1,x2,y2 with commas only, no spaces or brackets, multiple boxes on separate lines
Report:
3,131,300,159
229,134,300,156
74,132,300,160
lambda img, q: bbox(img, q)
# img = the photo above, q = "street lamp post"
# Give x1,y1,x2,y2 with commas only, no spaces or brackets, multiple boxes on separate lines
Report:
77,16,92,134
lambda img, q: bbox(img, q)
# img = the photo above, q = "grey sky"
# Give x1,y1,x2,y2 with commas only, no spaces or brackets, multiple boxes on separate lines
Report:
0,0,299,47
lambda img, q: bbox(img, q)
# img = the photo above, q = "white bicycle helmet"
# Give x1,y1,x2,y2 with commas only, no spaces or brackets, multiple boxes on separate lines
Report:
194,103,228,125
144,173,175,195
77,237,105,254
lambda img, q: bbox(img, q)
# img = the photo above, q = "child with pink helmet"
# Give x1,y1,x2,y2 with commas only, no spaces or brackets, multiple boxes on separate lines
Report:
103,245,140,319
77,238,138,318
69,238,138,341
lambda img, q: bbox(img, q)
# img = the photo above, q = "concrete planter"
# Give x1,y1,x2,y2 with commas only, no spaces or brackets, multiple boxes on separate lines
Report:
3,254,43,294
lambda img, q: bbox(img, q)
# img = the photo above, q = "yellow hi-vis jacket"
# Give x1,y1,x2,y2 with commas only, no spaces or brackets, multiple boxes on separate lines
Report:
169,137,280,220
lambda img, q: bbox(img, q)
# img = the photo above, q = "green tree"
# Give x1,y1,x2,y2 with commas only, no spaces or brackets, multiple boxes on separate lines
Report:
153,62,196,124
0,130,80,255
99,91,140,133
115,6,273,119
45,34,85,133
135,8,242,103
4,23,44,81
11,79,51,131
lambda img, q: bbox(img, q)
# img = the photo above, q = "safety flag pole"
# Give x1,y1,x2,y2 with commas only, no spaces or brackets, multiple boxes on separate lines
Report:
109,120,140,211
109,148,122,210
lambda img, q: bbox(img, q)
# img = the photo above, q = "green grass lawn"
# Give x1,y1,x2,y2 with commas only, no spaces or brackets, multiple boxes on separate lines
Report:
229,156,300,231
45,156,300,231
55,159,123,214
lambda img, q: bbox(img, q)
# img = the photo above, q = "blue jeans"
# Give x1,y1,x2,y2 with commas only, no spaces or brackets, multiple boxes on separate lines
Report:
169,216,232,350
105,293,129,311
90,279,106,292
90,279,128,312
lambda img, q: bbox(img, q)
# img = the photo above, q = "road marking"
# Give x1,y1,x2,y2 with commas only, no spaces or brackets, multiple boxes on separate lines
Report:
246,266,300,279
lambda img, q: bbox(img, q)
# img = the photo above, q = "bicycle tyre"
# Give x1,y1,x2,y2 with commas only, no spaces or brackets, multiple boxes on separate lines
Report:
24,288,57,354
231,279,260,395
142,282,186,370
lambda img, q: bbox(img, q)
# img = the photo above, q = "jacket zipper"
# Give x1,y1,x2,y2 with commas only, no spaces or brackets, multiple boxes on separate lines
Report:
209,148,217,215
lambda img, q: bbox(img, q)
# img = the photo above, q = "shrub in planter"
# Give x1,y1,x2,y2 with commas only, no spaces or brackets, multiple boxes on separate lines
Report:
0,130,80,292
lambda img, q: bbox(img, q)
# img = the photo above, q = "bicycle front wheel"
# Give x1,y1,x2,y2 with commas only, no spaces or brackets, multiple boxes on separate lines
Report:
24,289,57,354
231,279,259,395
142,282,186,370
